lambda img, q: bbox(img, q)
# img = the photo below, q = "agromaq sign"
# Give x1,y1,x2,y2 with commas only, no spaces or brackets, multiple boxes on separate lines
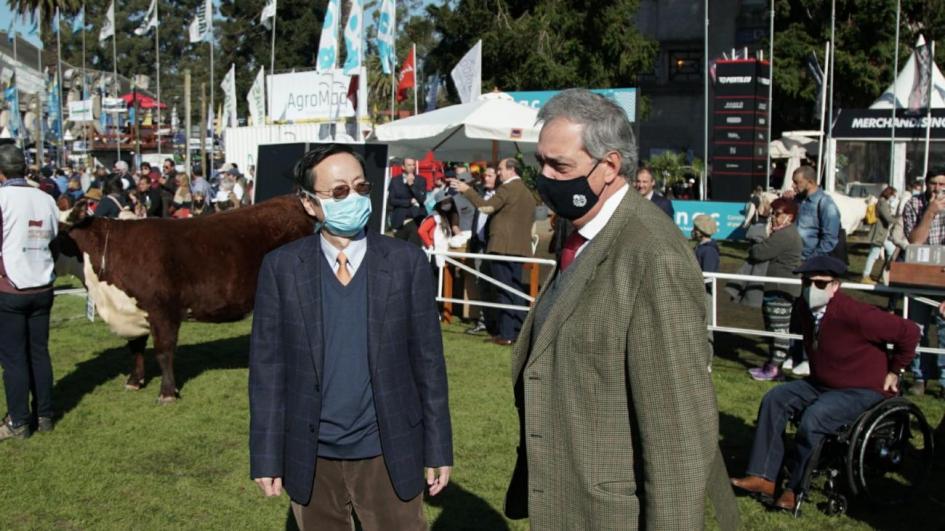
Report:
266,70,356,123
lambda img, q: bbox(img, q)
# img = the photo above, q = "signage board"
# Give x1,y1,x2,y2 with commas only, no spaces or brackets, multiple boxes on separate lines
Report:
833,109,945,140
673,200,747,240
266,70,355,123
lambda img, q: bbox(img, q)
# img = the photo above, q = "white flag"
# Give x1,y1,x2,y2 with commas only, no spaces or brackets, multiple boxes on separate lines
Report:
375,0,396,75
451,40,482,104
342,0,364,75
316,0,341,72
221,64,238,129
99,0,115,42
260,0,277,30
134,0,159,36
246,66,266,126
189,0,211,43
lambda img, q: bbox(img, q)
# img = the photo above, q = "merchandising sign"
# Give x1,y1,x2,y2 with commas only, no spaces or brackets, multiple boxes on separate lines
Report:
266,70,355,123
833,109,945,139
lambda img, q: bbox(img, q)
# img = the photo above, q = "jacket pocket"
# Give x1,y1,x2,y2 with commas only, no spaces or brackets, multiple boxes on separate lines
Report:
594,480,637,497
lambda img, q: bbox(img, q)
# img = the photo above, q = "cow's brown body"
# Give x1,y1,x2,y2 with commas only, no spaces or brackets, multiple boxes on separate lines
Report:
60,195,313,401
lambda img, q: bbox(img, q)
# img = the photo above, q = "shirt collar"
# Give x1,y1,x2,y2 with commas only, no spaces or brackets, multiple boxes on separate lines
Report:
320,230,368,272
644,190,654,200
576,182,630,242
503,175,521,184
0,178,30,187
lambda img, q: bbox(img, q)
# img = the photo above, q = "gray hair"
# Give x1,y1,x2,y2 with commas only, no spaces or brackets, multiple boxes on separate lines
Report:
537,89,638,178
0,144,26,179
115,160,129,172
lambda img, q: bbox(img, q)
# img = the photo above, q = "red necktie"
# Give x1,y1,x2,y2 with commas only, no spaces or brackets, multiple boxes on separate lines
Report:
559,231,587,272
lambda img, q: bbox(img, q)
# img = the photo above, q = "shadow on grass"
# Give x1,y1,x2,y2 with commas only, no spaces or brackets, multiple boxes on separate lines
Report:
713,332,767,370
427,482,509,531
53,335,250,417
280,482,508,531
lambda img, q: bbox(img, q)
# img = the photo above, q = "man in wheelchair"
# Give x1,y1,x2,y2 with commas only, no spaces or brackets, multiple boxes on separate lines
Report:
731,256,920,511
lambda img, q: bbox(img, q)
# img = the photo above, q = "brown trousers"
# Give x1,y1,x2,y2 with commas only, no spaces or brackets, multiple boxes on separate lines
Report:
291,456,426,531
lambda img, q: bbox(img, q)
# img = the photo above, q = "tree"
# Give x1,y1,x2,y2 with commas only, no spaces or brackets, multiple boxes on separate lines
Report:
424,0,657,102
767,0,945,134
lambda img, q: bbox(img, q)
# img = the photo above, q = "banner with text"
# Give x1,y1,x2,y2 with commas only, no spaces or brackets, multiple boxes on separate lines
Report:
68,99,94,121
507,88,637,121
266,70,354,123
672,200,747,240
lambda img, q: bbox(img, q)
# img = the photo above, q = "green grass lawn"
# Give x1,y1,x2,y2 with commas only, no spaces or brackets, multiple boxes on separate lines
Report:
1,241,944,530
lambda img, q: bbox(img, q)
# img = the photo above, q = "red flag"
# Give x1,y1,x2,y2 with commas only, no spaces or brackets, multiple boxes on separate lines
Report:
396,48,415,103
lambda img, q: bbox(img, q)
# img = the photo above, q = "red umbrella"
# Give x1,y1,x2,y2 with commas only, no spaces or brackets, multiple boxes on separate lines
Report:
120,92,167,109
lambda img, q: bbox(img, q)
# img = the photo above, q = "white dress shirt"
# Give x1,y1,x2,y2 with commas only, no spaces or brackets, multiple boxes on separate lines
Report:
320,230,368,277
574,183,630,257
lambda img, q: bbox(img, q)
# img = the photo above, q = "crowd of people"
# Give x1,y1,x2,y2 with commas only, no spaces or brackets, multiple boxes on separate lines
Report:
24,156,255,222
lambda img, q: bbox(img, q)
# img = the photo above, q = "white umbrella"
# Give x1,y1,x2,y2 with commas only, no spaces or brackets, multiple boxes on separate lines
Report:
372,92,541,161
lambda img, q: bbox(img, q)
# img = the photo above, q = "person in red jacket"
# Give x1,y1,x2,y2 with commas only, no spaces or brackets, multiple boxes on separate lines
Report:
730,255,919,512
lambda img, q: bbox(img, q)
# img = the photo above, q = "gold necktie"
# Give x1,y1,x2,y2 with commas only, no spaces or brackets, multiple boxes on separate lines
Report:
336,252,352,286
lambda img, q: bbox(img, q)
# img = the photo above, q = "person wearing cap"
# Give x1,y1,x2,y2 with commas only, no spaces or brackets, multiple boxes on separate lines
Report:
731,255,919,511
692,214,719,274
449,158,538,345
747,197,803,381
0,143,60,441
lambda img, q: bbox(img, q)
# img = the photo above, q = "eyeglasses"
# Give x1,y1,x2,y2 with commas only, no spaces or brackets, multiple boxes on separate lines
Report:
802,278,835,289
303,181,372,200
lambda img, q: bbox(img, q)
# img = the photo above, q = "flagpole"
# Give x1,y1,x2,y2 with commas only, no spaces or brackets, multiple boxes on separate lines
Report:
888,0,900,187
826,0,836,174
56,8,64,167
112,28,120,162
765,0,774,191
412,44,418,116
156,1,162,154
12,24,20,148
816,41,830,181
390,71,395,122
702,0,709,200
81,2,87,163
922,41,935,179
37,6,45,167
269,0,276,126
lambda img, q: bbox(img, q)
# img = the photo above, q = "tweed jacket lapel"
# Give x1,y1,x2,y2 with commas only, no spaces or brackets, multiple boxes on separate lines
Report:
294,235,325,386
365,233,391,380
514,188,634,373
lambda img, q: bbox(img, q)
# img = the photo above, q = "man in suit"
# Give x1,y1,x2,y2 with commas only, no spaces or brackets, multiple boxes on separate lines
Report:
449,158,537,345
387,157,427,233
249,144,453,530
465,165,499,336
633,166,674,218
731,256,918,511
504,89,738,530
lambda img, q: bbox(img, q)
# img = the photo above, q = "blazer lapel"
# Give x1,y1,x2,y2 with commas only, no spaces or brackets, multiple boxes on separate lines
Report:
525,189,635,368
295,236,325,385
366,233,391,379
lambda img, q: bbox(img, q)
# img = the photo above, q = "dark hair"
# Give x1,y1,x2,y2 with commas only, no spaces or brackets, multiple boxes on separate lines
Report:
770,197,798,219
138,174,151,183
0,144,26,179
635,166,653,178
501,157,521,175
926,168,945,181
793,165,817,184
164,158,175,166
141,162,151,170
102,176,124,196
880,186,896,199
293,143,366,192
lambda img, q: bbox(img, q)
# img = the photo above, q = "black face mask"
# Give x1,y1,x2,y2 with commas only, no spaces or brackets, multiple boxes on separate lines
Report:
535,160,602,220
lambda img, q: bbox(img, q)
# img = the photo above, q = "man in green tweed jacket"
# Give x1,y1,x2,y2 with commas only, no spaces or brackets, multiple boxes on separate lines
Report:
504,89,738,530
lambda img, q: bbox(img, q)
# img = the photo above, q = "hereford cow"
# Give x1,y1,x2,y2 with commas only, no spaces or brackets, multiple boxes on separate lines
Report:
60,195,313,403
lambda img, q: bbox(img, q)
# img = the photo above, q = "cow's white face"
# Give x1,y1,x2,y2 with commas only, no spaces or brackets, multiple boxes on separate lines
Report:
83,253,150,338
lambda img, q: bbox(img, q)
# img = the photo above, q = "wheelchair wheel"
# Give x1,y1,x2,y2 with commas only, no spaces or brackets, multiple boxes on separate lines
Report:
844,397,934,505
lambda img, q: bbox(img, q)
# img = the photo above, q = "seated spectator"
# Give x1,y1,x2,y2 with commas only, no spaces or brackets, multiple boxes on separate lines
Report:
190,191,212,217
172,174,193,212
731,256,919,512
747,198,803,381
212,190,239,212
135,175,163,217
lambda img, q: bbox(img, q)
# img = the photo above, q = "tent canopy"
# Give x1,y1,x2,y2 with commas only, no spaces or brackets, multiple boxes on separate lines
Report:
372,92,541,161
120,92,166,109
871,35,945,110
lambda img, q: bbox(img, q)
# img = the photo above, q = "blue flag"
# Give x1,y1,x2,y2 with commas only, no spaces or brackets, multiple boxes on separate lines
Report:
47,72,61,141
342,0,363,75
4,81,22,139
316,0,340,72
375,0,396,75
73,6,85,34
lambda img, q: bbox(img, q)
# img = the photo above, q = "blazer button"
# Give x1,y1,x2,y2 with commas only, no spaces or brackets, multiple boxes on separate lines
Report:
309,424,315,433
315,384,320,392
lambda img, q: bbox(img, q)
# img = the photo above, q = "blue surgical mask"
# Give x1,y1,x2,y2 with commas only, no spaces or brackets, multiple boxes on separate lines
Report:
318,193,372,237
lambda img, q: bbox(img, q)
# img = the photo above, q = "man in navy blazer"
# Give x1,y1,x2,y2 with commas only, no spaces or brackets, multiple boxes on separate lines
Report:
249,144,453,530
387,157,427,231
634,166,675,218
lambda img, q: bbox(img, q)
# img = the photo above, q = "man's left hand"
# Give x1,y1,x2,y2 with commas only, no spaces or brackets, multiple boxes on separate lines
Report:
425,466,451,496
448,179,470,193
883,372,899,394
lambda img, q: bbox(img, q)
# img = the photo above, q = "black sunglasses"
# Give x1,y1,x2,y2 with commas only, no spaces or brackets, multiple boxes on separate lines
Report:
802,278,835,289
